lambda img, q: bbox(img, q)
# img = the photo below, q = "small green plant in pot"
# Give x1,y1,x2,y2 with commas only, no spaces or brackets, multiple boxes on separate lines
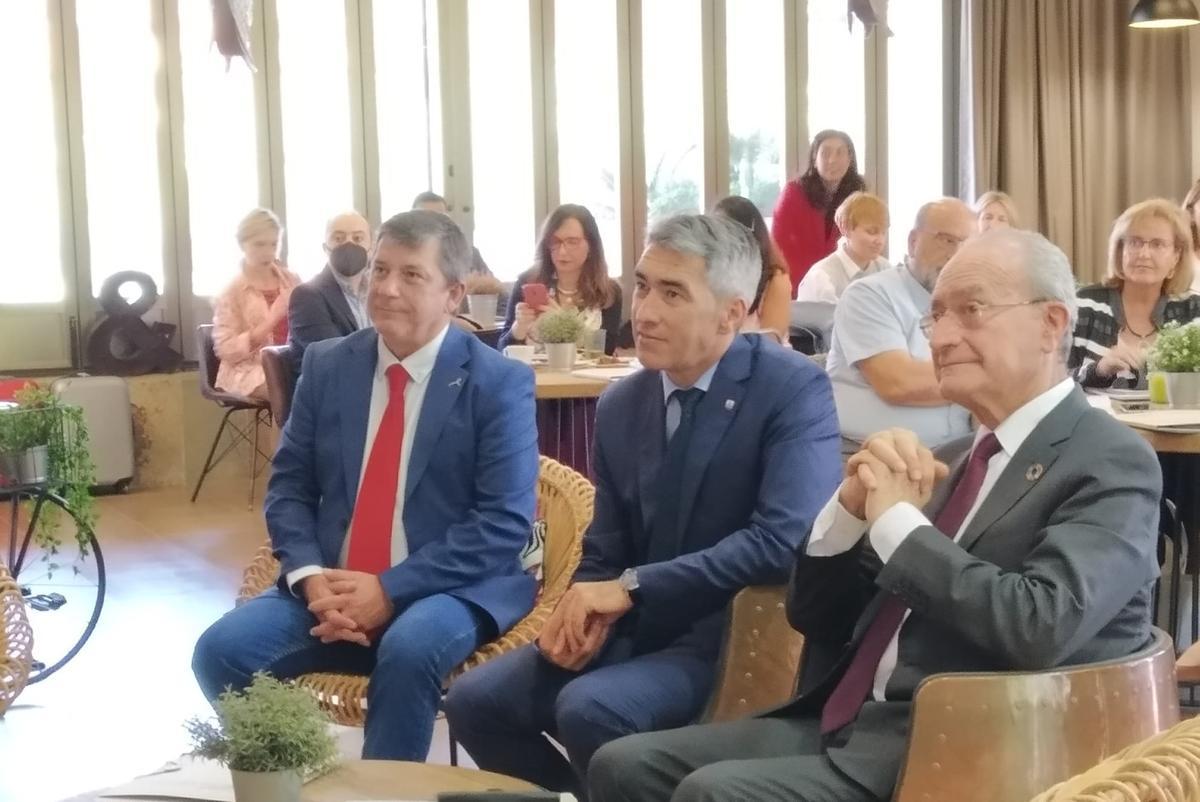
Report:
187,673,337,802
1148,321,1200,408
464,273,504,326
537,307,587,371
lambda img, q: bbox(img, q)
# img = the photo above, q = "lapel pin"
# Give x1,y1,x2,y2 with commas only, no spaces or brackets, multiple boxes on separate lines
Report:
449,377,464,389
724,399,735,411
1025,463,1044,482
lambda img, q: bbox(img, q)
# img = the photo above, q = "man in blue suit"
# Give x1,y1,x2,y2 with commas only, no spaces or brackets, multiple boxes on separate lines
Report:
444,214,842,795
192,210,538,761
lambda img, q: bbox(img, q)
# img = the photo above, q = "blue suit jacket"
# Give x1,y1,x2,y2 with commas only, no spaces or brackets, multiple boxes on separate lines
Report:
265,325,539,633
574,334,842,653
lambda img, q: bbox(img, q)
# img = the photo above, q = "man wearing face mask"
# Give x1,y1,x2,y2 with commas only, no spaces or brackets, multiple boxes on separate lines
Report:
288,211,374,374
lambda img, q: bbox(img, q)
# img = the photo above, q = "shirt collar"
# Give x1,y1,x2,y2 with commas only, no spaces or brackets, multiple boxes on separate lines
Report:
331,267,367,300
661,359,720,405
376,325,450,386
978,378,1075,458
833,240,867,283
900,256,933,305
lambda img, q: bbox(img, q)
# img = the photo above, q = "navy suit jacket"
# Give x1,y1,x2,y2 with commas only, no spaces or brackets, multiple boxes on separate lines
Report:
574,334,842,653
265,325,539,632
287,266,361,373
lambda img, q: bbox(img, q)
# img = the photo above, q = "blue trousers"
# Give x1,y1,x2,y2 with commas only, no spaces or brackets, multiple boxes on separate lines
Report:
444,637,716,797
192,588,491,760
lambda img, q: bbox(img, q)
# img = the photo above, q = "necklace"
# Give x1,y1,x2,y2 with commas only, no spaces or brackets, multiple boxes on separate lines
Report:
1122,321,1157,341
556,286,580,300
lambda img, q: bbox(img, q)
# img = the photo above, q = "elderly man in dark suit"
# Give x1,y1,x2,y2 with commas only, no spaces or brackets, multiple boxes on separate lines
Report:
287,211,373,373
589,229,1162,801
444,214,843,796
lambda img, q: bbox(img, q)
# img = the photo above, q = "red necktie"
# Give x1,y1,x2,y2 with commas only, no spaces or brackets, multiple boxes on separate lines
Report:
820,432,1002,734
346,364,410,574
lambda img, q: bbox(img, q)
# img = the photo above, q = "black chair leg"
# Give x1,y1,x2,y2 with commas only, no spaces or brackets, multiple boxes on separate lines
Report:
248,408,262,511
448,731,459,767
191,409,235,503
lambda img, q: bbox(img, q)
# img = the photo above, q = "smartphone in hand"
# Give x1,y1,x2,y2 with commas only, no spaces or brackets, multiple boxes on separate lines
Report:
522,282,550,310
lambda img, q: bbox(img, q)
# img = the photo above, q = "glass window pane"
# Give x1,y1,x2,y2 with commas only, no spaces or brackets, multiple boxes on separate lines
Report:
556,0,622,276
726,0,785,225
467,0,535,281
642,0,704,223
807,0,866,174
277,0,354,278
0,2,64,304
887,0,944,255
76,0,164,298
179,0,260,297
375,0,443,218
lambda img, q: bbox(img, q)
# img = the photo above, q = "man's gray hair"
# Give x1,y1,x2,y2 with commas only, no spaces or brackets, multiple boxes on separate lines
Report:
644,214,761,304
376,209,471,284
982,229,1079,361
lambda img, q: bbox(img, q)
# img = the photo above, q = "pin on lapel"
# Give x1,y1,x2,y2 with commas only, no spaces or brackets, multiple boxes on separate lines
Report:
449,377,464,389
724,399,736,411
1025,463,1044,482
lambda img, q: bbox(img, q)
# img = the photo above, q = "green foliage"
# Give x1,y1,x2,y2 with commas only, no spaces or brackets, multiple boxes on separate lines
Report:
464,273,504,296
537,307,588,344
1149,321,1200,373
729,132,782,215
0,384,96,558
186,673,338,774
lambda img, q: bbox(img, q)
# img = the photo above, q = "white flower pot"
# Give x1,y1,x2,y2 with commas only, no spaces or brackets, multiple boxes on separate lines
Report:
230,768,302,802
0,445,49,486
466,294,499,326
1165,372,1200,409
545,342,577,372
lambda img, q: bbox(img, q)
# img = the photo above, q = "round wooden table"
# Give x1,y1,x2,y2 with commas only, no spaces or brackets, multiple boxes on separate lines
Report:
302,760,537,800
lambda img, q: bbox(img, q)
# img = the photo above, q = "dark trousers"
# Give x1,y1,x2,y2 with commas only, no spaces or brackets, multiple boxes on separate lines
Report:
588,716,881,802
443,637,716,797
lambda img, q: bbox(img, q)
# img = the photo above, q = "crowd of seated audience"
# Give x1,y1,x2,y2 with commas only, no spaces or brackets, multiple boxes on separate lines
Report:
195,127,1200,800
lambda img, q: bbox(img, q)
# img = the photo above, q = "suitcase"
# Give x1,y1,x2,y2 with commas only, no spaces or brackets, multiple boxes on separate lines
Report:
51,374,135,492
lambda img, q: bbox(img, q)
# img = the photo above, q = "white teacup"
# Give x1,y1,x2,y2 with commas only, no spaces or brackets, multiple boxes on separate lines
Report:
504,345,536,364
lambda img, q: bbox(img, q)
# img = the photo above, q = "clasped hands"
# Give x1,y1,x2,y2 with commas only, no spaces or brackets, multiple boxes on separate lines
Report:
840,428,951,526
536,579,633,671
302,570,394,647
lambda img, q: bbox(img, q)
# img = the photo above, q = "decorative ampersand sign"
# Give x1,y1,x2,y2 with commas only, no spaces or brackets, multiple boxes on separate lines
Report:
86,271,182,375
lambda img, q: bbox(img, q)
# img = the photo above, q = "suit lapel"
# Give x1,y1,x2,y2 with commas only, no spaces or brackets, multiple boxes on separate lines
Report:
637,373,666,534
672,337,753,548
404,328,469,504
317,267,358,332
340,330,378,506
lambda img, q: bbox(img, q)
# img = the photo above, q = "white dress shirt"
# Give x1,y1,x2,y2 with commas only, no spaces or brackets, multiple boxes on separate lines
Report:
805,377,1075,701
794,240,890,304
332,270,369,330
286,325,450,593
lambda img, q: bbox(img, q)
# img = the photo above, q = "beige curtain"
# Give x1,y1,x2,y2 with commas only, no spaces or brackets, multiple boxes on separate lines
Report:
961,0,1199,284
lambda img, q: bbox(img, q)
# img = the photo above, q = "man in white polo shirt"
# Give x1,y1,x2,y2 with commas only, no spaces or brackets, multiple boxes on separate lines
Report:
825,198,975,455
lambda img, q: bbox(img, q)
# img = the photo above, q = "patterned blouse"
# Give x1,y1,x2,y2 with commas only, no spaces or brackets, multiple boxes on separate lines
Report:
1069,283,1200,388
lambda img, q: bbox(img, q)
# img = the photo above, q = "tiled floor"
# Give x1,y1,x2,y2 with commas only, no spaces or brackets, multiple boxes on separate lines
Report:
0,479,465,802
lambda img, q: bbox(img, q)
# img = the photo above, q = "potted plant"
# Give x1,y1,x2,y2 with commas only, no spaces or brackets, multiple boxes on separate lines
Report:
186,673,337,802
1148,321,1200,408
464,273,505,327
0,385,95,557
537,307,587,371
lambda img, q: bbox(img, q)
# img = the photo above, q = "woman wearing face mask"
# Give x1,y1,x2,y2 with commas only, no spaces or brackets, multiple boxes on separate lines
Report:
771,129,867,296
211,208,301,399
796,191,890,304
287,211,374,373
499,204,622,355
1070,199,1200,389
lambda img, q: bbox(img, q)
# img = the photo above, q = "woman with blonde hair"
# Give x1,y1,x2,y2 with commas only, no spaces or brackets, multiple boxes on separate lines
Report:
1183,178,1200,293
974,190,1020,233
1070,198,1200,389
211,208,300,398
796,191,891,304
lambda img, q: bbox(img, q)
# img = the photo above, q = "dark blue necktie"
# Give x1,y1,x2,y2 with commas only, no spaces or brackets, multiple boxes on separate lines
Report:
647,388,704,564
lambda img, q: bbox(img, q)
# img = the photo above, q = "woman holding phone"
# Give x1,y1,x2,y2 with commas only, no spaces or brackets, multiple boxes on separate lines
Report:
499,204,622,354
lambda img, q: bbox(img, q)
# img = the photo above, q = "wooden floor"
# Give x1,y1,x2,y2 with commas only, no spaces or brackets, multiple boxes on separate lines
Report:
0,479,467,802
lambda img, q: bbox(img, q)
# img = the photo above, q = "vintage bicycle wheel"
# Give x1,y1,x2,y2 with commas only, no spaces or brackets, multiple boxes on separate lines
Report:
2,488,105,683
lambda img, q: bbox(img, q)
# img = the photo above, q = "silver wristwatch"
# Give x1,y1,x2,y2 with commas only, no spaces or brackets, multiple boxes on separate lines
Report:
618,567,640,597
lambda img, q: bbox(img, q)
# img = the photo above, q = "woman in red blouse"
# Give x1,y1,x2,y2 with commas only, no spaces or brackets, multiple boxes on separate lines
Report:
771,129,866,296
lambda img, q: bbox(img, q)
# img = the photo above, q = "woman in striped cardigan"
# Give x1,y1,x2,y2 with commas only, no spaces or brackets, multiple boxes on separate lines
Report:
1070,199,1200,389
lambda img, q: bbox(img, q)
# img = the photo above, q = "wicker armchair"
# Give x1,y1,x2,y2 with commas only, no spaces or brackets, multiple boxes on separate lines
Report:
235,455,594,726
1,564,33,715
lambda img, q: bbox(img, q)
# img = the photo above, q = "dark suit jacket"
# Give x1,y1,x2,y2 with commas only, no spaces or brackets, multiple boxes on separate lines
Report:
574,334,842,654
287,266,361,373
777,387,1162,800
266,326,540,631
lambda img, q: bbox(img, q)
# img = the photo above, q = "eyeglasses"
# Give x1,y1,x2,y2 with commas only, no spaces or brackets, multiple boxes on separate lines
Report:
1124,236,1177,255
550,236,586,253
923,229,966,248
919,299,1048,338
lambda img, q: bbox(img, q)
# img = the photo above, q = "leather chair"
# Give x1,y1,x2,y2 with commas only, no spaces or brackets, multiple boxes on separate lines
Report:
260,345,296,429
893,628,1178,802
192,325,273,509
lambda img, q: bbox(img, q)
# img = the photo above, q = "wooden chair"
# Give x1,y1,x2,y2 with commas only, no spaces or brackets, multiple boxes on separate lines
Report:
701,584,804,723
893,628,1179,802
0,564,33,716
235,455,594,726
1029,715,1200,801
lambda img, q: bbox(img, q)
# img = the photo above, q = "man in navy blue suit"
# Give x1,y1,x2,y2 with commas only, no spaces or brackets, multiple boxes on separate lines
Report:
192,210,539,761
444,213,842,795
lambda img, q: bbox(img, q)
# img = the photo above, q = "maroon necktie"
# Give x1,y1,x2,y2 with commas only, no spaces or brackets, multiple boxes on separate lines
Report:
819,433,1002,734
